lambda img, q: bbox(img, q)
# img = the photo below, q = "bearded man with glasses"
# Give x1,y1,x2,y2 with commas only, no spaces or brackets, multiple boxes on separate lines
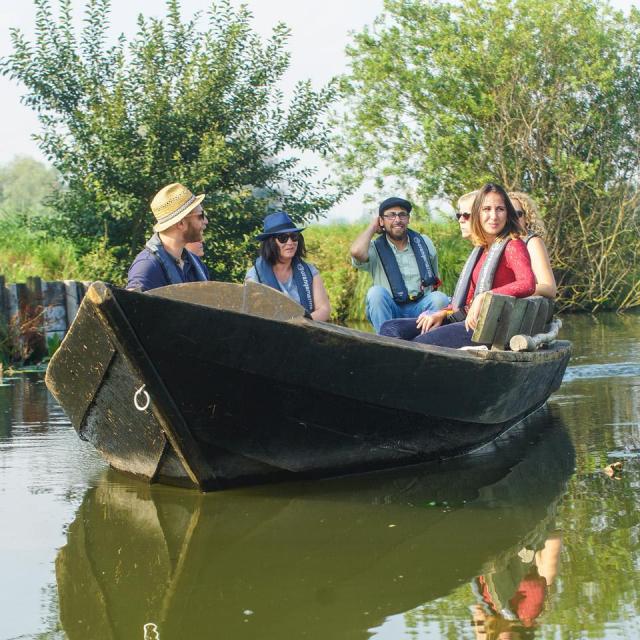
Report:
350,196,449,332
127,182,210,291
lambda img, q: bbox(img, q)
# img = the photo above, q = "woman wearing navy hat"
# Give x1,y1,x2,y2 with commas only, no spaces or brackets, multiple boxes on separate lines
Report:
245,211,331,321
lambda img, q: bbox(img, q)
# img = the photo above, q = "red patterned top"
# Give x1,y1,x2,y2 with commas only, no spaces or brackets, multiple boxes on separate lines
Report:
465,238,535,306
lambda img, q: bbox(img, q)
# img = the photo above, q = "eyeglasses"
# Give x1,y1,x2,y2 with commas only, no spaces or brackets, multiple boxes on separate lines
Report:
381,212,409,220
186,210,207,220
515,210,525,218
275,232,300,244
456,212,471,221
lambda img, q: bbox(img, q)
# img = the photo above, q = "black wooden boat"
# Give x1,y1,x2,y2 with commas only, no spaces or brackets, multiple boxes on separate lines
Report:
45,281,571,490
55,412,574,639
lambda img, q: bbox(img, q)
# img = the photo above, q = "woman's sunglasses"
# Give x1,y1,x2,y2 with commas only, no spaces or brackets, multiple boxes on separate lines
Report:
275,232,300,244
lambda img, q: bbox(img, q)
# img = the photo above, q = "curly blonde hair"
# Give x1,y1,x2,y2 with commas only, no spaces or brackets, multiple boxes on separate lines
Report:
508,191,546,238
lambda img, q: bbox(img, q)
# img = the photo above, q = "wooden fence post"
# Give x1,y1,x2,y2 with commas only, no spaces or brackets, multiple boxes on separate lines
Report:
0,277,90,362
0,276,7,346
0,276,6,363
42,281,69,346
0,275,6,324
64,280,87,327
17,277,47,362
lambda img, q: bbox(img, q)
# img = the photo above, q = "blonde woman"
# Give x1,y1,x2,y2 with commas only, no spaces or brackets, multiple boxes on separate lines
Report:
455,190,477,241
508,192,556,299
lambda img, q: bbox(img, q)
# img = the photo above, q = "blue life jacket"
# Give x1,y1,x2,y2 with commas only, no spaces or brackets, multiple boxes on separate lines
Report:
187,252,209,281
254,256,315,313
145,233,208,286
373,230,438,304
449,239,510,321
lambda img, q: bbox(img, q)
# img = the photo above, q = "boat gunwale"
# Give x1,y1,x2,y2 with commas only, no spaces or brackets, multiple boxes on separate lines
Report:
145,281,571,366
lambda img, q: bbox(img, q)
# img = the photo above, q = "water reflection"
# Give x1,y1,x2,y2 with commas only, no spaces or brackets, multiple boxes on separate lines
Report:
56,409,574,640
469,531,562,639
0,378,12,439
0,373,52,438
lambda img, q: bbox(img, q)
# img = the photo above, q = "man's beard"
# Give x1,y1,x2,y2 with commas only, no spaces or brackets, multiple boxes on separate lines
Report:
183,220,202,243
387,226,408,241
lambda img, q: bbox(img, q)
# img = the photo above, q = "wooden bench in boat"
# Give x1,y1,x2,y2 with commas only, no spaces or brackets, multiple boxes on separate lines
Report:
471,294,560,352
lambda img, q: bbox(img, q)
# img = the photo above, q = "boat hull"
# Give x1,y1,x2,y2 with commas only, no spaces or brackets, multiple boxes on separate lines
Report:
45,282,572,490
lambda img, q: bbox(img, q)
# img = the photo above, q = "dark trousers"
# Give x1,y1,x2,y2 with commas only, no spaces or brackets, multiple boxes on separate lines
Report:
380,318,475,348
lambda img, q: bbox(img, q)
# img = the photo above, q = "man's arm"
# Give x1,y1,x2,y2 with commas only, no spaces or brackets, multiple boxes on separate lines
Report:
350,214,382,263
127,254,166,292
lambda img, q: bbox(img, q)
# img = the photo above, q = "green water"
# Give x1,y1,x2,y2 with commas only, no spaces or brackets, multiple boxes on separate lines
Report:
1,312,639,639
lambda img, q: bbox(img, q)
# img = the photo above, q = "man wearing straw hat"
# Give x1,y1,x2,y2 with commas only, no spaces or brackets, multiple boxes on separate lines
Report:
127,183,210,291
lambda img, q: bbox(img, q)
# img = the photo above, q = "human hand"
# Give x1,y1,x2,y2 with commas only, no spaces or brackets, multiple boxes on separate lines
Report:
416,309,446,334
464,293,486,332
370,213,384,234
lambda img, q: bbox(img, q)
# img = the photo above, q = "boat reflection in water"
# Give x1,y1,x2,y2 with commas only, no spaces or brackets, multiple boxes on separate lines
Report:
56,408,574,640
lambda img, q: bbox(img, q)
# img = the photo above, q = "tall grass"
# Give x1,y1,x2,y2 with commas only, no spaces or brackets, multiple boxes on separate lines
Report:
0,216,81,281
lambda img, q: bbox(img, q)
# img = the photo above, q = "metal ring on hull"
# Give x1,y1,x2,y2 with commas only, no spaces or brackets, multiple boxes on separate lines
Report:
134,384,151,412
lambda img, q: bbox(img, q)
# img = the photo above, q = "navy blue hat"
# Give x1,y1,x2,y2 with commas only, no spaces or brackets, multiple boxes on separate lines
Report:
379,197,412,216
256,211,306,241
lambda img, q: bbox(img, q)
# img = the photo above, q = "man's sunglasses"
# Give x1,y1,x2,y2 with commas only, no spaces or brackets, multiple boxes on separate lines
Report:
275,232,300,243
456,212,470,221
381,212,410,220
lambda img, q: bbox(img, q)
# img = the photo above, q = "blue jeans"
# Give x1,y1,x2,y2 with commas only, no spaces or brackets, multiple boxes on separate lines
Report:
365,285,450,333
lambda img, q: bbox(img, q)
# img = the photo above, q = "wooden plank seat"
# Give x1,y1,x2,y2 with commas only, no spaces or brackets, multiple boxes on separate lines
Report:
471,293,560,352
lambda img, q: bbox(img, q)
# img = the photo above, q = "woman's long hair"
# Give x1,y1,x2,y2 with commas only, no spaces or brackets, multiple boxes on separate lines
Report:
259,234,307,265
470,183,522,248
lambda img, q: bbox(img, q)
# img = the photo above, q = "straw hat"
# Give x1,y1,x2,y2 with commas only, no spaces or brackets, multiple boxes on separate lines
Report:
151,183,205,232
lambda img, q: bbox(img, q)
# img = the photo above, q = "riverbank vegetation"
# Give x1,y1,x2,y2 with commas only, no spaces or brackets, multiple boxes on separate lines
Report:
336,0,640,312
1,0,639,316
1,0,341,283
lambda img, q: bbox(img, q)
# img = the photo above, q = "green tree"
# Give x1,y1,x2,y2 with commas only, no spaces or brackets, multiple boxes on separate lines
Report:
0,156,60,219
337,0,640,310
1,0,341,282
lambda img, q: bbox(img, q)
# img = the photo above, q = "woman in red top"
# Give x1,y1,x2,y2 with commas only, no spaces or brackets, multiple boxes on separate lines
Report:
380,183,535,348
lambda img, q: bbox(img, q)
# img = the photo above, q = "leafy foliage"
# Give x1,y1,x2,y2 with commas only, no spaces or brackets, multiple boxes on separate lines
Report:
0,156,60,219
1,0,341,281
336,0,640,310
